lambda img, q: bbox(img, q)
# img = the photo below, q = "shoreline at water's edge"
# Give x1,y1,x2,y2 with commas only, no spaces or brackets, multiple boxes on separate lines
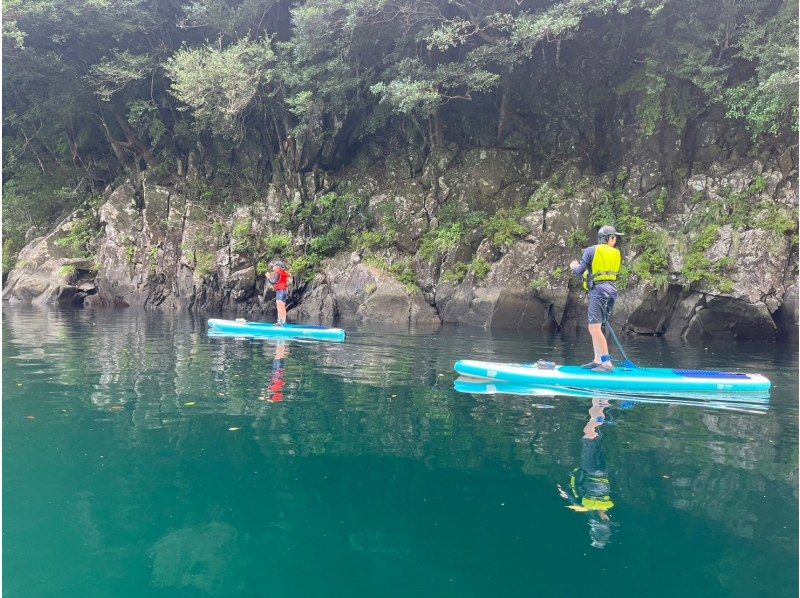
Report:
2,300,798,345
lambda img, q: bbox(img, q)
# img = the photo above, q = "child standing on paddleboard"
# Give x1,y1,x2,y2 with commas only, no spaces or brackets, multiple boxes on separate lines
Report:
267,261,292,325
569,225,623,372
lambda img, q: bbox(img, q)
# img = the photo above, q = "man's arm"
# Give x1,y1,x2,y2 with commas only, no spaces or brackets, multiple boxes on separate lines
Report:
570,246,594,276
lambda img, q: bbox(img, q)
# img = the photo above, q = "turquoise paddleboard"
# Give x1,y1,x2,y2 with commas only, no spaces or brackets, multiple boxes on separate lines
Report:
453,359,771,395
207,318,346,342
453,377,770,410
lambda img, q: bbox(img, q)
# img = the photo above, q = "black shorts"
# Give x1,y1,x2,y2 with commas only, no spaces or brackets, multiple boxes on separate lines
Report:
588,295,614,325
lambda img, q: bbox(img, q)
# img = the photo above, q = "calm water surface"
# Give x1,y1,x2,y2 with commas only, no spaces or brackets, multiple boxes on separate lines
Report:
3,307,798,597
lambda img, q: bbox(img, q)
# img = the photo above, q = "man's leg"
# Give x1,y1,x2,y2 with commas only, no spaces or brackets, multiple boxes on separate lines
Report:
588,295,613,371
589,323,610,359
587,295,610,362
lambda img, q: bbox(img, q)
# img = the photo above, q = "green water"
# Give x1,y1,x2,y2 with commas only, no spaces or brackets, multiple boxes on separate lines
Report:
3,307,798,597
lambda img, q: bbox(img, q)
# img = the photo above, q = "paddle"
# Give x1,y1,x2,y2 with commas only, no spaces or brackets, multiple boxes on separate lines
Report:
605,318,636,369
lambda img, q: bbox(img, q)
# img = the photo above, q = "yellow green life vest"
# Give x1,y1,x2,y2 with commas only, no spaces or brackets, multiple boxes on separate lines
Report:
567,469,615,512
581,496,614,511
565,498,615,512
582,244,622,291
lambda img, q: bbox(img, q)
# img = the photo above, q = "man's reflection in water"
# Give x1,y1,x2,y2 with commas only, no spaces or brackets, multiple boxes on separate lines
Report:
259,341,288,403
557,398,615,549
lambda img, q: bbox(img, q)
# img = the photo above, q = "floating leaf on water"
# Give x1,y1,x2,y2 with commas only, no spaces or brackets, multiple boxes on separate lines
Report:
228,427,240,431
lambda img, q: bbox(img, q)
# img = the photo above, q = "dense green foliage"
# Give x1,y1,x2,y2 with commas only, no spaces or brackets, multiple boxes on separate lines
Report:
3,0,797,268
418,223,465,262
679,224,735,292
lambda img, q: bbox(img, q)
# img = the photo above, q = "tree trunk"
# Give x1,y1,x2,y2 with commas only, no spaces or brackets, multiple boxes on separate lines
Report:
433,110,444,146
98,116,131,168
66,128,99,186
112,109,156,168
497,66,513,145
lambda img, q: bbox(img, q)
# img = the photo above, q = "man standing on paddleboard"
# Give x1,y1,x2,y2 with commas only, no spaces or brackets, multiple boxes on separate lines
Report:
569,225,623,372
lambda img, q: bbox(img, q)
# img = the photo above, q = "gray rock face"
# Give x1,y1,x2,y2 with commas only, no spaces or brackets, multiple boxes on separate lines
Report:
435,240,559,330
77,177,279,314
2,213,99,306
693,295,777,341
774,284,799,342
294,255,440,328
3,135,797,341
293,274,338,324
624,285,684,335
729,229,790,307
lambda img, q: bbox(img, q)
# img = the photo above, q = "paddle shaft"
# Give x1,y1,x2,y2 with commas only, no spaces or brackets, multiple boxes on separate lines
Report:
605,319,635,368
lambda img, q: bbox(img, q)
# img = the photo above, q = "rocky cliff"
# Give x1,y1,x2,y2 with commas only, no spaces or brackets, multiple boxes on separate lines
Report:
4,127,798,342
